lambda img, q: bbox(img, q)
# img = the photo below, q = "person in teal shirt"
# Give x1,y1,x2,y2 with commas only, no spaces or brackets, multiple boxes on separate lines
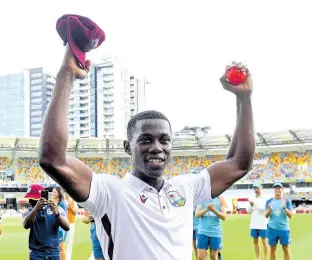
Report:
265,183,293,260
195,196,227,260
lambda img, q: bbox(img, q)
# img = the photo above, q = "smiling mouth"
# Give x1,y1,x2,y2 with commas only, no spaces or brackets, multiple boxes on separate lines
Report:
147,158,164,163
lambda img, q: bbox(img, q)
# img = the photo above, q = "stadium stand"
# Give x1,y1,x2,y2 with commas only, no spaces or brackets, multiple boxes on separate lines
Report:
0,129,312,185
0,129,312,213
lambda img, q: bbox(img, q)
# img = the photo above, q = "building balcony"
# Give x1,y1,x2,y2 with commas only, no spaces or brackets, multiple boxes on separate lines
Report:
104,111,114,116
80,125,90,131
80,132,90,138
104,97,114,103
103,125,115,129
79,92,89,98
68,120,75,126
79,84,90,91
104,119,114,125
79,98,89,105
80,111,91,117
103,90,114,95
46,84,54,90
46,77,56,84
103,103,114,109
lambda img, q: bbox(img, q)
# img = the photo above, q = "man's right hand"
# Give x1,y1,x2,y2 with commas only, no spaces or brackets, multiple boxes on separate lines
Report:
88,215,94,222
60,45,91,80
34,198,47,212
249,200,254,207
268,203,273,211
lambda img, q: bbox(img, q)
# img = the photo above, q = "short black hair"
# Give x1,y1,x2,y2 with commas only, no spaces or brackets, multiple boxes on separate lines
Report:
127,110,172,140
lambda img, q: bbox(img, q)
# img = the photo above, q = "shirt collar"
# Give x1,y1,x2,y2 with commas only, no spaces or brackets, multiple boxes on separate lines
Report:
124,172,171,192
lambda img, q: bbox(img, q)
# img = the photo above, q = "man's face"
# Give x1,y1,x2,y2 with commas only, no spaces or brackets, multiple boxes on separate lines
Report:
274,186,283,197
254,187,260,196
125,119,172,178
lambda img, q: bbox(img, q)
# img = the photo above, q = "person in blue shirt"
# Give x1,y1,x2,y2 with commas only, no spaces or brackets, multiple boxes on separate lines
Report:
195,196,227,260
52,186,69,260
264,183,292,260
82,209,105,260
23,184,70,260
193,208,200,260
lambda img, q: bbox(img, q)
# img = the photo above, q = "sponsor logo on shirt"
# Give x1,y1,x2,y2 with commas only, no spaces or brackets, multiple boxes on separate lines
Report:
139,192,148,204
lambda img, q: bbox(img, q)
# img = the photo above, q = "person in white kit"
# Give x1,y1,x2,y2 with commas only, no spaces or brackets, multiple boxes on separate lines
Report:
38,44,256,260
248,183,268,260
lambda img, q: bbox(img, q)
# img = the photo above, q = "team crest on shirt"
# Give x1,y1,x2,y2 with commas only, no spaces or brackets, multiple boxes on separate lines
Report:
274,209,281,216
166,190,186,207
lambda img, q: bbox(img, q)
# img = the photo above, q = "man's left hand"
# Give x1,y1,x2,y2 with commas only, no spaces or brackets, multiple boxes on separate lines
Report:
207,204,216,212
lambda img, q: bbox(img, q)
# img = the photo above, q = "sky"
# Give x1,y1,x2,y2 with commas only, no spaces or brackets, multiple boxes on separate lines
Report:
1,0,312,134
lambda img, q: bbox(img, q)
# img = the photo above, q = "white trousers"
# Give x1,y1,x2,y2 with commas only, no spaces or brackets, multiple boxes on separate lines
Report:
65,223,75,260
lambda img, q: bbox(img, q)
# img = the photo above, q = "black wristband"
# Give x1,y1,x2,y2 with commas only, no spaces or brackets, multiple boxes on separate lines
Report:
55,212,60,218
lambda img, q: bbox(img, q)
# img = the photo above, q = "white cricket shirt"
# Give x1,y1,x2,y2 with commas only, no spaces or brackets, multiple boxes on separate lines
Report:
247,195,268,230
79,169,211,260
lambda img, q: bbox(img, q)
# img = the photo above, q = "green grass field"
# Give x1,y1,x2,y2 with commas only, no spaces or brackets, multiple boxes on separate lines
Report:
0,214,311,259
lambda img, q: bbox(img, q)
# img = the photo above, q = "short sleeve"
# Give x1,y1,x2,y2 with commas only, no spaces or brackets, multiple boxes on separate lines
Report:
192,169,212,206
59,200,68,212
73,201,79,210
286,199,292,210
265,199,271,209
58,207,67,217
78,173,117,219
22,209,30,218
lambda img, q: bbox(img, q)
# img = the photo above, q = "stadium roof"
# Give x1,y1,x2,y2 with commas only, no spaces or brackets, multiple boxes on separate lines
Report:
0,128,312,158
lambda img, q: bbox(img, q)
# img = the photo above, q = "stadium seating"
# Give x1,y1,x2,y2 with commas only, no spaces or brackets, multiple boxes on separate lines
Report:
0,152,312,183
14,158,45,183
247,152,312,181
0,157,10,171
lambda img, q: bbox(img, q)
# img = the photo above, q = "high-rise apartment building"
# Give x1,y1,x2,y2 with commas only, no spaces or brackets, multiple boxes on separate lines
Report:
0,58,147,139
68,56,147,139
0,67,56,137
29,68,56,137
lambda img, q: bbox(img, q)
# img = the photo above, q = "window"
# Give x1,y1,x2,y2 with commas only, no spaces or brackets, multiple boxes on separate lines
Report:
31,111,41,116
31,92,41,97
31,123,42,129
31,117,41,122
31,104,41,110
31,130,41,135
31,79,42,84
31,73,42,78
32,85,42,91
31,98,42,104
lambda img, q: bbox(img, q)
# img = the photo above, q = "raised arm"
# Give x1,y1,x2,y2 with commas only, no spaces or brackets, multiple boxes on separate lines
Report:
38,46,92,202
23,199,46,229
68,200,78,216
208,62,255,198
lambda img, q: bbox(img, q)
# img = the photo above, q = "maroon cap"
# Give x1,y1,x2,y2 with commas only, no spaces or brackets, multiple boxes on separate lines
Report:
56,14,106,69
24,184,45,200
